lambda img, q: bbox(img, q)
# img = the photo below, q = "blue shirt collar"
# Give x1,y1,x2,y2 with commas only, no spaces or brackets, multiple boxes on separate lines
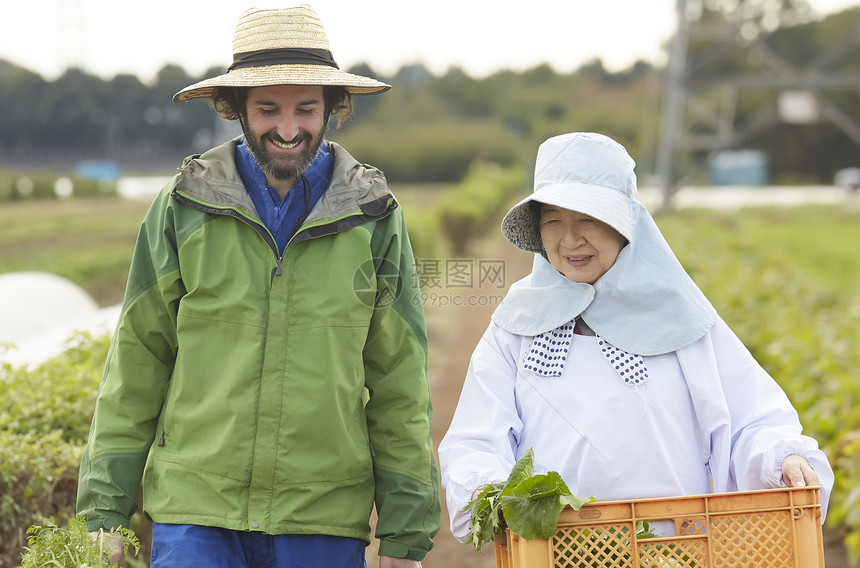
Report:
235,137,332,199
234,137,333,254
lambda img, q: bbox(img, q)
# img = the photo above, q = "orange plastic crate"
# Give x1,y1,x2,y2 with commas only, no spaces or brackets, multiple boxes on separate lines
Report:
494,487,824,568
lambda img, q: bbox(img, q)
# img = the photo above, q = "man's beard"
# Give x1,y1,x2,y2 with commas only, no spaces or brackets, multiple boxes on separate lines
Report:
245,128,324,182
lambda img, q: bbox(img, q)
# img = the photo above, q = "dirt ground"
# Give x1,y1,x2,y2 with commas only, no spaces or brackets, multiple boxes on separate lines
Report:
418,237,532,568
358,236,528,567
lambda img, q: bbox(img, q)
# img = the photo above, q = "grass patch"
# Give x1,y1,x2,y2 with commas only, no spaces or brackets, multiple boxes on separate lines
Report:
0,198,151,306
656,205,860,292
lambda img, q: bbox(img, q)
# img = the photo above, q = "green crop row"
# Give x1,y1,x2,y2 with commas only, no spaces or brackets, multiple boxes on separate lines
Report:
658,206,860,560
404,161,526,258
0,334,109,567
0,169,117,202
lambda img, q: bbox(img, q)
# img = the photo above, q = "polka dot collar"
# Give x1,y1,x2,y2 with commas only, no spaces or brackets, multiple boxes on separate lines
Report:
524,319,649,384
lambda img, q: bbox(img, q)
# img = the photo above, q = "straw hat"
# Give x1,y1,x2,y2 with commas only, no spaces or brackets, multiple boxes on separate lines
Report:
173,4,390,102
501,132,638,254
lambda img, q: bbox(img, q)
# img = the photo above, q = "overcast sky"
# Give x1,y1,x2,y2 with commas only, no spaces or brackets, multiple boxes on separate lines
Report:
1,0,857,82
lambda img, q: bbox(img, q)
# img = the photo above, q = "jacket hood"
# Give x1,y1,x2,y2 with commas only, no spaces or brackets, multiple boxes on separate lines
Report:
175,137,393,224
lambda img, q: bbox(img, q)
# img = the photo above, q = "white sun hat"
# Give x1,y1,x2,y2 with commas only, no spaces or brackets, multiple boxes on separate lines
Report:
173,4,390,103
501,132,638,254
494,132,717,356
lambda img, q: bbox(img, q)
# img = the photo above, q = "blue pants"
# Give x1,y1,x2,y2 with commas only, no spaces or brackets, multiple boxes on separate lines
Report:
150,523,368,568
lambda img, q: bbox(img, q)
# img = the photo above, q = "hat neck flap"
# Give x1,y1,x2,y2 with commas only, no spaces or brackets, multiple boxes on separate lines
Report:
492,201,717,356
491,257,594,337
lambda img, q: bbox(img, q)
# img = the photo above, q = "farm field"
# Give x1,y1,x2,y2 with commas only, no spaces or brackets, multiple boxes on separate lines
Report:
1,192,858,568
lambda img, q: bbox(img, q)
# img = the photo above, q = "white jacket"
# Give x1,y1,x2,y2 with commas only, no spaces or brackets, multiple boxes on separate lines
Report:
438,316,834,543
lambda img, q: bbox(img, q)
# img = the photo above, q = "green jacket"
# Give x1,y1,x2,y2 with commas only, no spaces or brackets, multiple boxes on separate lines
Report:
77,139,441,560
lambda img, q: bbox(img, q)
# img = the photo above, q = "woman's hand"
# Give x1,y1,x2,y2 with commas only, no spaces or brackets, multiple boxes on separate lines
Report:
781,454,820,487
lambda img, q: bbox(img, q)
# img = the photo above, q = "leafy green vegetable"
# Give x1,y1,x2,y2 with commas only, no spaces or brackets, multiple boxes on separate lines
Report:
463,447,596,551
465,482,504,552
502,470,596,540
635,520,661,539
19,517,139,567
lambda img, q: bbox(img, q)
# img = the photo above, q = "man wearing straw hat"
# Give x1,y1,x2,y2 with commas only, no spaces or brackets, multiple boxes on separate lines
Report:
76,5,439,567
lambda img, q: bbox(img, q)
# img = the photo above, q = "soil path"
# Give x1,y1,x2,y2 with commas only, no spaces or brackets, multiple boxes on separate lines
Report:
403,235,531,568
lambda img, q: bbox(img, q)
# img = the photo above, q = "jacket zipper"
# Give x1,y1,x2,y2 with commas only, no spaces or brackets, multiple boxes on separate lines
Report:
282,197,400,251
172,190,288,287
172,190,279,254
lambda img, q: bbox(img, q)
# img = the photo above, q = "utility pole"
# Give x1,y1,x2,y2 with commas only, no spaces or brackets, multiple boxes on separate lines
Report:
656,0,689,211
656,0,860,209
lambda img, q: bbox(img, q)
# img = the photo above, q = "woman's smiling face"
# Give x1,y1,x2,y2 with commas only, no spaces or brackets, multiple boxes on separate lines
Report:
539,204,625,284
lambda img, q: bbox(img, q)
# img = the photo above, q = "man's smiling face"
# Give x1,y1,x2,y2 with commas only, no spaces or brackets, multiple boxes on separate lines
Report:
242,84,326,188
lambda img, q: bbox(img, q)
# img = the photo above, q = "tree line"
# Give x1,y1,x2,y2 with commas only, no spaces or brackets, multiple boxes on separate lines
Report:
0,4,857,185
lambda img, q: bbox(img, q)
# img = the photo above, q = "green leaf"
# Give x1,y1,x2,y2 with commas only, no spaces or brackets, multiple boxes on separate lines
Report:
560,493,597,511
464,448,595,550
501,492,566,540
503,447,534,490
463,449,537,551
502,471,595,540
636,519,662,539
510,470,569,499
464,481,506,551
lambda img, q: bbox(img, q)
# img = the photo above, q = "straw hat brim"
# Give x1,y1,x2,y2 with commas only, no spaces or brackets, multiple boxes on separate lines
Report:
173,64,391,102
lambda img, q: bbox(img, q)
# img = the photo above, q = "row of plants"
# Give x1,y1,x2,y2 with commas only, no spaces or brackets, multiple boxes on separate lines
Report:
0,169,117,202
660,206,860,561
403,160,528,259
0,331,151,568
0,155,523,265
0,334,108,567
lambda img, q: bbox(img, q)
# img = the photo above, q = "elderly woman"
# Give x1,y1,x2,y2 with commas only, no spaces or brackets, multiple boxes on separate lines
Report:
438,132,834,543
